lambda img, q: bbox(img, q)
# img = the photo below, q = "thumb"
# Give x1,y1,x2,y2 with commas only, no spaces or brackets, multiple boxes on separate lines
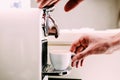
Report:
64,0,84,12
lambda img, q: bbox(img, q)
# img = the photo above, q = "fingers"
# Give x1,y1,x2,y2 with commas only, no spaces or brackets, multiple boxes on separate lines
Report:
37,0,60,8
75,46,84,53
70,44,82,53
72,60,80,68
70,39,82,53
48,0,60,6
38,0,51,8
37,0,84,11
71,45,91,68
64,0,84,12
71,54,84,68
70,36,89,68
75,59,84,68
36,0,41,3
80,59,84,66
70,36,89,53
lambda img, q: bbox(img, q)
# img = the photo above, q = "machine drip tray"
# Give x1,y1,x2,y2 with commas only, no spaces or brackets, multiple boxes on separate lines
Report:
42,64,72,76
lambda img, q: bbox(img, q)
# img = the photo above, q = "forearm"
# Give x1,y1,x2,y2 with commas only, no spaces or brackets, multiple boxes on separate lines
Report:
97,29,120,54
107,32,120,54
111,32,120,46
97,29,120,46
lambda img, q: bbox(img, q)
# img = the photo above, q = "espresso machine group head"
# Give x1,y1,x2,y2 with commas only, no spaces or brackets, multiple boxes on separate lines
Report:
42,6,59,38
41,6,72,80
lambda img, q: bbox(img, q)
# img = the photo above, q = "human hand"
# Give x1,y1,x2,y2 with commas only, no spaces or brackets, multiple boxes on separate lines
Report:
36,0,84,12
70,34,112,68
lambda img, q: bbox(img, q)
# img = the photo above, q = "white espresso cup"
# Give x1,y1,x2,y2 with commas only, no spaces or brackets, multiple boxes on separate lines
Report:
49,50,72,70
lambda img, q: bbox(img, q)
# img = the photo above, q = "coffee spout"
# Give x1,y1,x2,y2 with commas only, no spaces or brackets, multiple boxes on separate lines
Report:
42,7,59,38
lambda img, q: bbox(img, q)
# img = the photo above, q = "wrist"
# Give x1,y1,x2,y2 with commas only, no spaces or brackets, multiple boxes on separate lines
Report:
110,33,120,46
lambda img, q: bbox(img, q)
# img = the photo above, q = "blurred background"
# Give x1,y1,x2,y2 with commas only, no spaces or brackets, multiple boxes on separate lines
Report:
31,0,120,30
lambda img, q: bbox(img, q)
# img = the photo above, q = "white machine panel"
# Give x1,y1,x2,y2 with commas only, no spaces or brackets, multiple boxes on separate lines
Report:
0,9,43,80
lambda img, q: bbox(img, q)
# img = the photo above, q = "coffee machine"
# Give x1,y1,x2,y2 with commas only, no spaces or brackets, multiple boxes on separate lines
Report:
0,8,71,80
41,7,72,80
